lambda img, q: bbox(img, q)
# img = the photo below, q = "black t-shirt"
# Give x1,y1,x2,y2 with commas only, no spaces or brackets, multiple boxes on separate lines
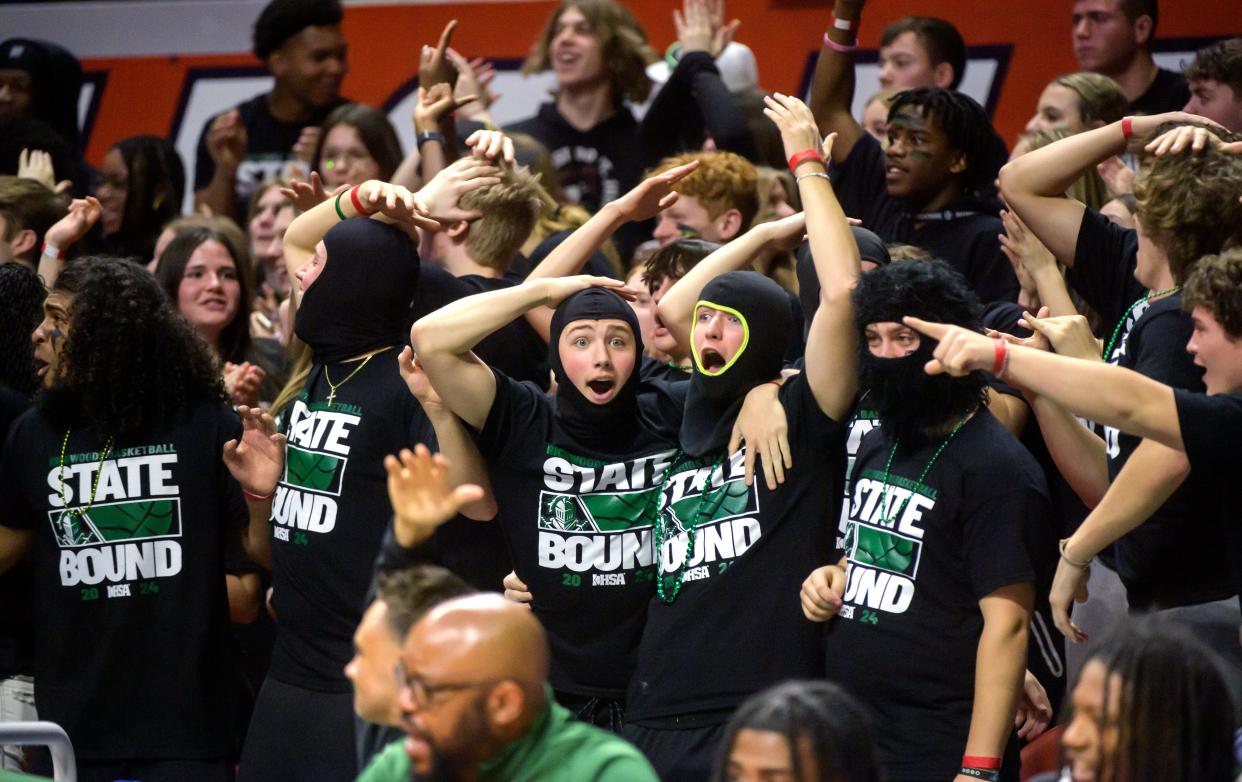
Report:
416,264,549,389
508,103,647,260
832,133,1018,304
475,370,683,699
0,388,33,678
1103,294,1233,609
627,375,845,722
194,93,341,215
0,401,246,760
1175,389,1242,611
269,351,432,691
1069,208,1144,332
825,409,1044,780
1130,68,1191,116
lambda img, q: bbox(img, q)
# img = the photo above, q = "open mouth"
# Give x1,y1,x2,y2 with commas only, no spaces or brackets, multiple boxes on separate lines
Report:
700,348,726,372
34,358,49,377
585,378,614,399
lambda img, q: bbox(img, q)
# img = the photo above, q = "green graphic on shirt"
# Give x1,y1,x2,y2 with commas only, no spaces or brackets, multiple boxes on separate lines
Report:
49,499,182,549
852,525,920,577
284,444,346,495
666,477,751,530
539,489,660,533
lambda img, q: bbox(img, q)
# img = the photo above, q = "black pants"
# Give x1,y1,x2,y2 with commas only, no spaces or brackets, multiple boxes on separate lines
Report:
622,721,727,782
237,676,355,782
554,690,626,732
37,758,233,782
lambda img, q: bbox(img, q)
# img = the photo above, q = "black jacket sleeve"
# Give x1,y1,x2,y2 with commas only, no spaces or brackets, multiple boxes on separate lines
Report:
639,51,756,167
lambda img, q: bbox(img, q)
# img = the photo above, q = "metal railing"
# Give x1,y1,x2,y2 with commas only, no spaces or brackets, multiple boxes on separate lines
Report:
0,722,75,782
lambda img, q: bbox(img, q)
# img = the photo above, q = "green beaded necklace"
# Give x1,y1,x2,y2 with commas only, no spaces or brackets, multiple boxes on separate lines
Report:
57,429,115,519
850,415,970,549
1101,285,1179,361
653,451,727,604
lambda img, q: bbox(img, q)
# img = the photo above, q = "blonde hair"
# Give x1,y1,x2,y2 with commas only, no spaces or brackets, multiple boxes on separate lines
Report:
459,165,544,271
1022,127,1110,212
270,338,312,420
1052,72,1128,128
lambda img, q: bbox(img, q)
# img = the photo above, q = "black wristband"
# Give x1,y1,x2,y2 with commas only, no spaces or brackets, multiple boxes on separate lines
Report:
959,767,1000,781
416,131,445,150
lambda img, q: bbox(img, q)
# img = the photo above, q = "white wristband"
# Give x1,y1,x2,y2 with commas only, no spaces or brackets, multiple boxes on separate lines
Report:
42,241,63,260
833,17,854,31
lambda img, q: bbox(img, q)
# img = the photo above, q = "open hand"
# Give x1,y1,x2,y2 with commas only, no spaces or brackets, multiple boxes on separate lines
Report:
281,172,348,212
611,160,700,222
1014,670,1053,740
763,93,828,163
464,129,516,165
45,196,103,250
224,361,266,408
18,148,58,190
384,444,485,548
417,157,501,222
729,380,792,490
540,275,636,308
222,405,286,496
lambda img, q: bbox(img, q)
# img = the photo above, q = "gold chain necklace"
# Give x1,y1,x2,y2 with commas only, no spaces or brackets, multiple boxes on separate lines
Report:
324,346,395,406
58,429,115,519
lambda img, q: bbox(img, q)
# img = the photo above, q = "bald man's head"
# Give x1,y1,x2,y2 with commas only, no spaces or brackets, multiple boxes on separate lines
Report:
398,595,552,778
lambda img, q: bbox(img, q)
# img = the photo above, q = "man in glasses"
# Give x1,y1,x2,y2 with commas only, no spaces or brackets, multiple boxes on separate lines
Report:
358,593,658,782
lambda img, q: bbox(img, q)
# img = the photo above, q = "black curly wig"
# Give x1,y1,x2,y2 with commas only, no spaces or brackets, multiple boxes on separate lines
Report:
0,262,46,396
45,256,224,437
853,258,983,334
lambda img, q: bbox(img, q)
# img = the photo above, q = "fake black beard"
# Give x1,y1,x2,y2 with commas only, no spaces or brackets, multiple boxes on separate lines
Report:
858,344,986,447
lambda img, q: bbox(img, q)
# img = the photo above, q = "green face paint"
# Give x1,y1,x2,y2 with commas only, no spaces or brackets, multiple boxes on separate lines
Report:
324,160,337,170
909,150,934,161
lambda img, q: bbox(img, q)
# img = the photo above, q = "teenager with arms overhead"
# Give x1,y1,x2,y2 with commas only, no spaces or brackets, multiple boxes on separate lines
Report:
1000,124,1242,621
0,258,258,782
802,259,1047,782
904,245,1242,685
409,160,710,729
222,176,454,782
810,1,1015,304
616,94,858,781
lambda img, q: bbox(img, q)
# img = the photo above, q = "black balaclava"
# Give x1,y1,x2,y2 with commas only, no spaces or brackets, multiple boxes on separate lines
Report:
294,217,420,363
796,227,889,337
852,260,987,447
682,271,792,458
0,39,83,151
549,288,643,448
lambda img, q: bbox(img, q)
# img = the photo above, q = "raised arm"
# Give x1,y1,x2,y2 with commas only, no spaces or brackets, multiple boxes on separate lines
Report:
411,275,632,429
766,93,860,419
398,346,496,521
808,0,866,164
384,444,485,550
906,318,1183,449
38,197,101,288
523,161,699,341
998,111,1200,266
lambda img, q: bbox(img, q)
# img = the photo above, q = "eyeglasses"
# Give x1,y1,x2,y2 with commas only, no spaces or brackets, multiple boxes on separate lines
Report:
393,660,497,709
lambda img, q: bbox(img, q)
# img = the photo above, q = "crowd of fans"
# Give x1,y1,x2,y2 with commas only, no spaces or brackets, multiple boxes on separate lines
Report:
1,0,1241,780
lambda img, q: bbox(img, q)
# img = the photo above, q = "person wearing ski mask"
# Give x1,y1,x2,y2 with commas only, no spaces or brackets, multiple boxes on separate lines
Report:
621,94,863,781
801,260,1048,782
222,179,444,782
410,276,685,730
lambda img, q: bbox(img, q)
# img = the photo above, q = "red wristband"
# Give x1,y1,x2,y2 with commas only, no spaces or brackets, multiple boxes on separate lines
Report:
1121,116,1133,141
788,149,826,174
349,185,372,216
242,488,275,502
962,756,1002,770
991,338,1008,375
767,378,783,388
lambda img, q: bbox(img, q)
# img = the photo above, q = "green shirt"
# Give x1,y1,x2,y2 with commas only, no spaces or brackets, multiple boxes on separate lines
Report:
356,692,657,782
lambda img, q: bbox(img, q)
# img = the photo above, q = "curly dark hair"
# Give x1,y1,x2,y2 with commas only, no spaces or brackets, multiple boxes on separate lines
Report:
0,262,46,396
853,257,983,333
154,225,254,364
253,0,342,59
713,681,883,782
1184,37,1242,94
889,88,1007,197
1183,248,1242,340
49,256,224,437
